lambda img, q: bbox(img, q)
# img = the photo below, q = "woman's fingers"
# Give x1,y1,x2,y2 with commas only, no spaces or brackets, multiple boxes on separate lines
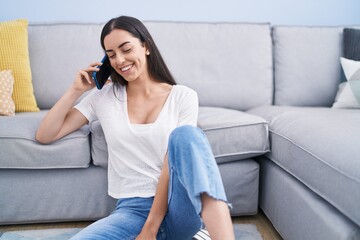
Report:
73,61,104,91
89,62,103,68
79,70,92,84
80,63,102,83
87,66,100,73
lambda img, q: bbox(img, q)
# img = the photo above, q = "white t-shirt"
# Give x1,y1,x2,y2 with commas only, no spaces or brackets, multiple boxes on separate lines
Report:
74,83,198,198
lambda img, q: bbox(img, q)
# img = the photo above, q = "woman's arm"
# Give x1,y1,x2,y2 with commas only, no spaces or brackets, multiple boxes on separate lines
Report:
136,153,169,240
36,63,100,144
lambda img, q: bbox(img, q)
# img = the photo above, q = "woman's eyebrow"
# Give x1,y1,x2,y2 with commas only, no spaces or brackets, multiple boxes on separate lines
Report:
105,41,131,52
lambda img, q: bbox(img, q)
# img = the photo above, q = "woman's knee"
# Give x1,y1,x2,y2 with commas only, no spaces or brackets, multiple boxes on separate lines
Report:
169,125,204,147
168,125,214,168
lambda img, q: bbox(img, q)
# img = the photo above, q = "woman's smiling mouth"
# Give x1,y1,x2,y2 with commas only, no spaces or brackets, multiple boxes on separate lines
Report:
120,64,133,73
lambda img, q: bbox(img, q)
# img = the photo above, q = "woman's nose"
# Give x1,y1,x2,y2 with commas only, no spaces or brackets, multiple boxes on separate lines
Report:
116,55,125,65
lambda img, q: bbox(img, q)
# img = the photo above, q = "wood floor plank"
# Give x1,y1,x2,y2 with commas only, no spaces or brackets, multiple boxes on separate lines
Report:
232,210,283,240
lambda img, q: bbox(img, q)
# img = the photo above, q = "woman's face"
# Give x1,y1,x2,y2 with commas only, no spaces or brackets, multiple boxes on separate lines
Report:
103,29,149,83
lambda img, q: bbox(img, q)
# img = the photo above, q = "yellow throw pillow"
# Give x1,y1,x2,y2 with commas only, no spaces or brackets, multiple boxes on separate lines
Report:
0,70,15,116
0,19,39,112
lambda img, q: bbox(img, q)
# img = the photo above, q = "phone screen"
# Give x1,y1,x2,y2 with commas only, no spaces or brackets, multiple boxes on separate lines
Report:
93,55,111,90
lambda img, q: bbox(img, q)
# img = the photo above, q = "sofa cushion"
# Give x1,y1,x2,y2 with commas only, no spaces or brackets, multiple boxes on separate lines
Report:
91,107,270,166
28,24,104,109
273,26,344,107
0,19,39,112
332,58,360,109
90,120,108,167
146,22,273,111
343,28,360,61
0,70,15,116
249,106,360,225
198,107,269,164
0,111,91,169
29,22,273,111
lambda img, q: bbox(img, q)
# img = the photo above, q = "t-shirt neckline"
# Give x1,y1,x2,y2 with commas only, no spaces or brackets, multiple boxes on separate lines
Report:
122,85,175,134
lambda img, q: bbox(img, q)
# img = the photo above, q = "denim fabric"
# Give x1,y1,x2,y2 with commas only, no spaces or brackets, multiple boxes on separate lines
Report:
70,125,228,240
167,125,229,216
70,197,155,240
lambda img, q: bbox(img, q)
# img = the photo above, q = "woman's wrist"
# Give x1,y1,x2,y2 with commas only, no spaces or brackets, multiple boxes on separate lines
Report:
69,83,85,94
142,219,160,236
67,85,86,99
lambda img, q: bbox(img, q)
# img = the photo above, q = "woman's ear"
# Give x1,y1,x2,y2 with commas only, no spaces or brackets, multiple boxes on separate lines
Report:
143,43,150,56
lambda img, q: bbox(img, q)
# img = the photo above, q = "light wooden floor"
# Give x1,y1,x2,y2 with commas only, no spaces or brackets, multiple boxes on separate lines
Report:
232,210,283,240
0,209,282,240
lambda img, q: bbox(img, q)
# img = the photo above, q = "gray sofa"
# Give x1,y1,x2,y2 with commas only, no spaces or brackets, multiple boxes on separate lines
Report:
0,21,359,240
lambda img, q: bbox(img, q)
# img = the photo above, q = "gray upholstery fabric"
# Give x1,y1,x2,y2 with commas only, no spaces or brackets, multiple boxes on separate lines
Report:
90,107,270,166
90,120,108,167
0,111,91,169
29,22,273,111
273,26,344,107
218,159,259,216
258,157,360,240
28,24,104,109
0,165,117,224
250,106,360,225
146,22,273,111
198,107,269,164
91,123,260,216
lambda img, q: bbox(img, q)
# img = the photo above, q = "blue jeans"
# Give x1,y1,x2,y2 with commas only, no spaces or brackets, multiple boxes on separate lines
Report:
70,125,229,240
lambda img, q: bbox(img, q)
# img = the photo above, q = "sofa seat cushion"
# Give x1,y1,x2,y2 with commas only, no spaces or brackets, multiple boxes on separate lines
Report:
91,107,270,166
198,107,269,164
0,111,91,169
90,120,108,167
248,106,360,225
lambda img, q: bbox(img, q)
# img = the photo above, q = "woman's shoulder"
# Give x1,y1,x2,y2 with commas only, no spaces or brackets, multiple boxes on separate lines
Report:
99,82,119,94
81,82,123,103
89,82,122,96
172,84,197,96
170,85,198,105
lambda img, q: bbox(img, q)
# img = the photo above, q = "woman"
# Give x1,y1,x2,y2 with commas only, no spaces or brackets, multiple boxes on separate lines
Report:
36,16,234,240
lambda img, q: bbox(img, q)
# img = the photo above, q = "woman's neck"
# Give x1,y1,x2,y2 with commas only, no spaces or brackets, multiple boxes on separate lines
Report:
126,70,173,96
126,79,159,97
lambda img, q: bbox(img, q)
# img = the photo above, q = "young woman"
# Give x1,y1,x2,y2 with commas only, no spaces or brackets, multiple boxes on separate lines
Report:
36,16,234,240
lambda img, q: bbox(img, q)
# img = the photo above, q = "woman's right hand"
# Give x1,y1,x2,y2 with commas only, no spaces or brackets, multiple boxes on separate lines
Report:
72,62,102,93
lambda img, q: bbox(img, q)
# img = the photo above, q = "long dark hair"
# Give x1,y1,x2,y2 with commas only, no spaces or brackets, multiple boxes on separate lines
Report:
100,16,177,87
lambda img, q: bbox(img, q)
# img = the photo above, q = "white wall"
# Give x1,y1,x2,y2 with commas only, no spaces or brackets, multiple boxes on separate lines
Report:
0,0,360,26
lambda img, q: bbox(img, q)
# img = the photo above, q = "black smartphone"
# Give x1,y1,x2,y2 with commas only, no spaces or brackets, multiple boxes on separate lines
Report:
92,55,111,90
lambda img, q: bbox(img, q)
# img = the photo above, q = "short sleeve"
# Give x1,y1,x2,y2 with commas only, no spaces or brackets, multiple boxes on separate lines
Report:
74,89,98,124
177,88,199,127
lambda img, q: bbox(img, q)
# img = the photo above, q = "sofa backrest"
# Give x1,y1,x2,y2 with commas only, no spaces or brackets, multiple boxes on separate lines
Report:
28,23,104,109
272,26,344,107
28,22,273,111
145,22,273,111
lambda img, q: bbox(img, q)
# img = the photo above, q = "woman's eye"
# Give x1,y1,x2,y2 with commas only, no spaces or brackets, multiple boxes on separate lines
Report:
123,48,132,53
109,55,115,59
